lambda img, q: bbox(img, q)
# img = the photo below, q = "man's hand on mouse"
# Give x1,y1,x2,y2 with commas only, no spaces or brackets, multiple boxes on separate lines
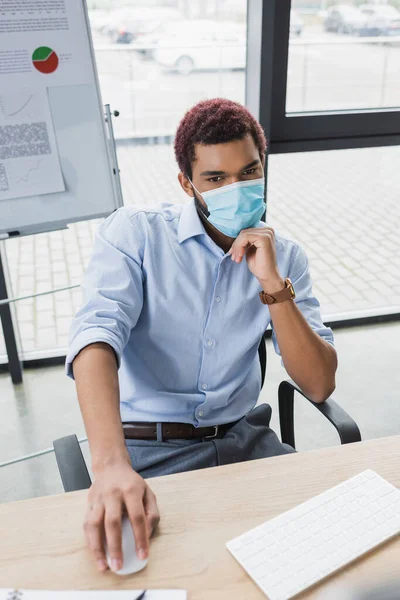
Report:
228,227,285,293
83,460,160,573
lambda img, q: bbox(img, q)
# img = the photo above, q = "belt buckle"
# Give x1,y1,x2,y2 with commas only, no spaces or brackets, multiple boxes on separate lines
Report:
203,425,219,440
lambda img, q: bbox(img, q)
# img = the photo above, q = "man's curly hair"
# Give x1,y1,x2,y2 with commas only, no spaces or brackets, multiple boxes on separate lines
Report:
174,98,267,178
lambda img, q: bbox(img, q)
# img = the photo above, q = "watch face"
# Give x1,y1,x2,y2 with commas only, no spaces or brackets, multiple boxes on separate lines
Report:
286,278,295,298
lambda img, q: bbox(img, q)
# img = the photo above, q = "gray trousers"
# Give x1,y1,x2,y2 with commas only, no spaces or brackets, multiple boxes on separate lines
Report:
125,404,296,479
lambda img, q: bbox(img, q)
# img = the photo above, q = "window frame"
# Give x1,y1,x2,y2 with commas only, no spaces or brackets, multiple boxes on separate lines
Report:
246,0,400,154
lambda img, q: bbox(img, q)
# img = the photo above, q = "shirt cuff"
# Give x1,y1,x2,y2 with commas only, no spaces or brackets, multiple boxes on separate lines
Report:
65,329,122,379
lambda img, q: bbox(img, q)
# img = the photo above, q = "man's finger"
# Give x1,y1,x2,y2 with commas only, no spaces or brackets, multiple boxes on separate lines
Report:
104,498,123,572
83,503,108,572
231,230,274,261
240,226,275,237
144,488,161,536
125,493,149,561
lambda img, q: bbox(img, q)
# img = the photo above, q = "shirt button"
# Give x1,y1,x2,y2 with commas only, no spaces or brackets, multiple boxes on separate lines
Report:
207,339,215,347
198,411,204,417
201,383,208,390
215,296,221,303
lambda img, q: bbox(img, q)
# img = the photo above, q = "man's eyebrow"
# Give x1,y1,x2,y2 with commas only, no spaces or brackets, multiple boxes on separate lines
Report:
199,169,226,177
242,159,261,170
199,159,260,177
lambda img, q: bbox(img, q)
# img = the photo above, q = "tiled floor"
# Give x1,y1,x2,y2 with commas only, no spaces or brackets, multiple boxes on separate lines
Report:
1,144,399,359
1,322,399,504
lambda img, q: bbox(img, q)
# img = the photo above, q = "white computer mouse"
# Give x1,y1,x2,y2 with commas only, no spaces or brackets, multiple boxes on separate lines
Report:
105,515,148,575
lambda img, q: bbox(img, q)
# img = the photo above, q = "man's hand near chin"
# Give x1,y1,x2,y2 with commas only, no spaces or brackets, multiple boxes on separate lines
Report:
228,227,337,403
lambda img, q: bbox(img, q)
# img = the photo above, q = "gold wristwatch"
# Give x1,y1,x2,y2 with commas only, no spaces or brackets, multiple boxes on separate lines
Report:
259,277,296,305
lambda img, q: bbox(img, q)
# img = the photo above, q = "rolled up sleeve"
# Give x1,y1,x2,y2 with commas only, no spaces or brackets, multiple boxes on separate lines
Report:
65,209,144,379
272,243,334,357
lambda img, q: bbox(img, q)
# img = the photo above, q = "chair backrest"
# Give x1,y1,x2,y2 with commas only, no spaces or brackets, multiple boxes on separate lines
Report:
258,334,267,389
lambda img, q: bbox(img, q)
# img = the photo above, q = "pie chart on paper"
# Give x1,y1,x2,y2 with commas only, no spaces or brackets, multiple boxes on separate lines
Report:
32,46,59,74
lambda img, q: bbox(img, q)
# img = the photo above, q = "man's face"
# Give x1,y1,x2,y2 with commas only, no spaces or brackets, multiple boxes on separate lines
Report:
181,134,265,211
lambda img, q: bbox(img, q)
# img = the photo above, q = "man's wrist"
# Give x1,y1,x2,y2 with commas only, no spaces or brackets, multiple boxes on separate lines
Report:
259,276,286,295
92,448,131,475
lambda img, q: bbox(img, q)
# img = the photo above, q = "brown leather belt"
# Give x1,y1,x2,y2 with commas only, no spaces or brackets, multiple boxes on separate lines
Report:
123,421,232,441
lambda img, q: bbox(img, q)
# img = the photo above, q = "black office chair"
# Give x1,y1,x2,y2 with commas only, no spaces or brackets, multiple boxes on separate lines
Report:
53,334,361,493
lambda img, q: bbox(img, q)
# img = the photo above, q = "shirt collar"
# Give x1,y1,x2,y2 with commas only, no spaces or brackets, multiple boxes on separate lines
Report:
178,201,207,244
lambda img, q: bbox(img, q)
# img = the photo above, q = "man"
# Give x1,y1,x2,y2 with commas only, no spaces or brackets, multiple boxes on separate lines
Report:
66,98,337,574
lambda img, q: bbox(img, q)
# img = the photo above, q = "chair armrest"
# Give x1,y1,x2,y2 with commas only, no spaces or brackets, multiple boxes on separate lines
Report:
53,434,92,492
278,380,361,450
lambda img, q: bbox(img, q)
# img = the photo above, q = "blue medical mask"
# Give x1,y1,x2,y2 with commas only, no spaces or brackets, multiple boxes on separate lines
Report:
190,177,266,238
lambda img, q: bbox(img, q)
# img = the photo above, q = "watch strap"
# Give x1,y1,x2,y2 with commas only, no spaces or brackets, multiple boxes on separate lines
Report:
259,278,295,305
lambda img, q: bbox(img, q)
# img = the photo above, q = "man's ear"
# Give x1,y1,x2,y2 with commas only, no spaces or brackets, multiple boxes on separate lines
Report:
178,172,194,197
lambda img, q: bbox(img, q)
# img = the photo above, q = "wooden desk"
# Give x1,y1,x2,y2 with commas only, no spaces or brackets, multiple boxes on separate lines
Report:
0,436,399,599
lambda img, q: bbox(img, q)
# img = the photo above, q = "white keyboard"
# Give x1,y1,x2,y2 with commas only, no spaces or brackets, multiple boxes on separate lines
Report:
227,470,400,600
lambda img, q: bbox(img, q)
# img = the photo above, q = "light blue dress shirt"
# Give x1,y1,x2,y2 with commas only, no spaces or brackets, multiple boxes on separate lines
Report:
66,201,334,426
